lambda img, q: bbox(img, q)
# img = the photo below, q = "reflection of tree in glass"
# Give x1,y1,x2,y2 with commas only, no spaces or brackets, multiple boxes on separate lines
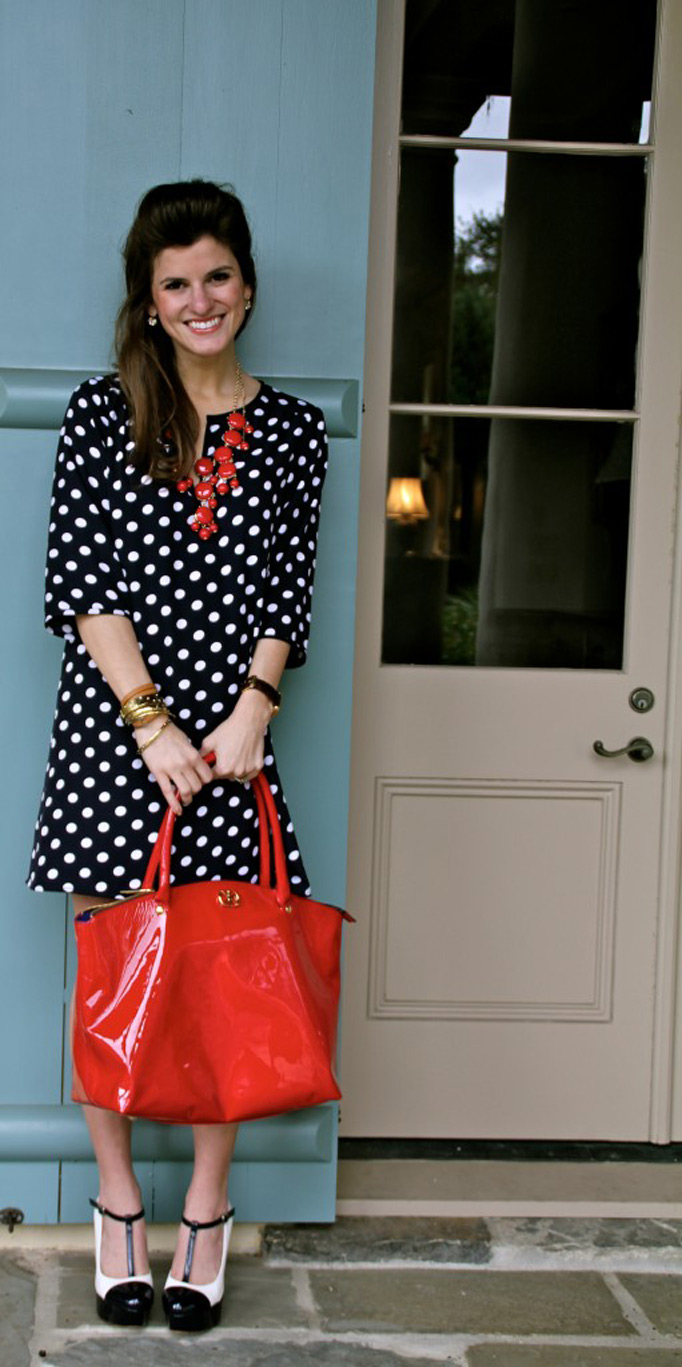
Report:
443,588,479,666
450,210,503,406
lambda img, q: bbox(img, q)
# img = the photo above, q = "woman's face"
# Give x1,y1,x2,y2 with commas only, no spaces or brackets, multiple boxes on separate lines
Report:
149,235,252,364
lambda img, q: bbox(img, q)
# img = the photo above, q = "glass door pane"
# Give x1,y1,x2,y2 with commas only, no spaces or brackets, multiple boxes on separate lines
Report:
392,150,648,408
401,0,656,142
382,417,633,669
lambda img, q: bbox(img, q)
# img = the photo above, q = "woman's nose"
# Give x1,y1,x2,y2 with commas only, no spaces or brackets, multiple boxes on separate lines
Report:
188,283,212,314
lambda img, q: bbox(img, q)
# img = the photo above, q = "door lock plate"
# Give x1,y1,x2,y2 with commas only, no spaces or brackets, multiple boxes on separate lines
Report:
629,687,655,713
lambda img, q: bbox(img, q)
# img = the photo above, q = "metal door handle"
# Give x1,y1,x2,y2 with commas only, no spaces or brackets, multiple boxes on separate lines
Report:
593,736,654,763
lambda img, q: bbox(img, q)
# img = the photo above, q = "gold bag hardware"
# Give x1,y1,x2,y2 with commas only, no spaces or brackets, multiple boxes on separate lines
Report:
217,889,242,907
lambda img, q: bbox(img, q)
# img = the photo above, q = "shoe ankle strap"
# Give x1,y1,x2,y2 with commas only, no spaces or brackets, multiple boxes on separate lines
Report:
180,1206,235,1233
89,1198,146,1279
90,1198,146,1224
180,1207,235,1283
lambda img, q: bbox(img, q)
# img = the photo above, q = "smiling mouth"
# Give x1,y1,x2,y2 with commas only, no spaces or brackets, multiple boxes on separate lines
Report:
186,316,224,333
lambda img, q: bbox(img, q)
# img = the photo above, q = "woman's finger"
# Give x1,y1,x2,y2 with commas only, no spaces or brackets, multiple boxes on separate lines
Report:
160,777,183,815
184,766,205,795
195,755,215,783
170,773,198,805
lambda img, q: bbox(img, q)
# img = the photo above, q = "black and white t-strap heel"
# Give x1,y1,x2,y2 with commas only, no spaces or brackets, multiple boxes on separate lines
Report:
162,1207,236,1332
90,1198,154,1325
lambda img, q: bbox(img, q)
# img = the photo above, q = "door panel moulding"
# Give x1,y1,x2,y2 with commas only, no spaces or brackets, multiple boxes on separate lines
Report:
369,778,620,1022
0,369,359,439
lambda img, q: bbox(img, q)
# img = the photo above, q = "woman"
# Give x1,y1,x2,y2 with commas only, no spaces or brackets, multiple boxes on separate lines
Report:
27,180,328,1332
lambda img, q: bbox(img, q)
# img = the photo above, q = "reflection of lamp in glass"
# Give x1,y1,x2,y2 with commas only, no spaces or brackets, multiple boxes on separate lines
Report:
386,477,429,525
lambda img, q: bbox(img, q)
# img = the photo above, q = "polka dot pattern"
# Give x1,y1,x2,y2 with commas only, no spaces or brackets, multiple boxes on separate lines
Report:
27,376,328,897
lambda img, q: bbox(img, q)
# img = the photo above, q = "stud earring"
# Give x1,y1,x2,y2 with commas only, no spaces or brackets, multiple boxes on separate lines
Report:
148,314,158,327
244,300,252,312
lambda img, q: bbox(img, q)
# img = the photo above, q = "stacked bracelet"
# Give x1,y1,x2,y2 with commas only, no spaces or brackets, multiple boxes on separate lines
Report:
119,683,174,756
120,685,170,729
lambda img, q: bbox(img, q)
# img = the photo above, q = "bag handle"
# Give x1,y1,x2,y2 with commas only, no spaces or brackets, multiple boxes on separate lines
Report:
141,758,291,907
252,774,271,887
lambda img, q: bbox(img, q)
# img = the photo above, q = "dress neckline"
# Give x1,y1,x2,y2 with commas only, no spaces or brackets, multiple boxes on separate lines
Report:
204,381,265,423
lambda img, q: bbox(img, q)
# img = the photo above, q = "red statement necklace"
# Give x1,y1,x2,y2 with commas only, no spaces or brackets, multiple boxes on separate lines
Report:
175,361,254,541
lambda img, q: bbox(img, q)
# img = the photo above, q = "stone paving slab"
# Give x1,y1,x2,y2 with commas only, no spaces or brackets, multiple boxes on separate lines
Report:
264,1216,491,1264
488,1218,682,1253
310,1269,633,1336
0,1255,35,1367
262,1217,682,1268
56,1254,307,1330
45,1342,447,1367
620,1274,682,1336
467,1349,682,1366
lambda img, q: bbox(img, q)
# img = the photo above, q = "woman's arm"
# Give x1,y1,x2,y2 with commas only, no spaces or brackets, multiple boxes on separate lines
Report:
200,637,291,781
75,612,213,815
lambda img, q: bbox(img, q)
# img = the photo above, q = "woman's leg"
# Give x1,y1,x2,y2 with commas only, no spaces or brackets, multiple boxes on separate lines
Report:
169,1123,238,1283
72,893,150,1278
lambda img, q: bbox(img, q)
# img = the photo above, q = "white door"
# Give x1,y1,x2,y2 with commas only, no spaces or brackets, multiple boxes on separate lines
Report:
341,0,682,1140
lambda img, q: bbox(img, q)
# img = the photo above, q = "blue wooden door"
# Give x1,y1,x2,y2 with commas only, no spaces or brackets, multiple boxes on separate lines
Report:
0,0,376,1224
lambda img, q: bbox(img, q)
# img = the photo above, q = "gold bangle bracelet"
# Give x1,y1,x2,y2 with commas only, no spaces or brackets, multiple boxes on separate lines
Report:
121,694,165,712
137,718,171,754
121,700,168,725
127,706,169,727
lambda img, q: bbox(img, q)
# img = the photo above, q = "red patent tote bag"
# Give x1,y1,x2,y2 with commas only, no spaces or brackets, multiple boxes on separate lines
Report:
72,765,354,1124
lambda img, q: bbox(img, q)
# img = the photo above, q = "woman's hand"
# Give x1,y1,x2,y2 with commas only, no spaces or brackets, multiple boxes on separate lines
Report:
200,690,272,782
135,718,214,815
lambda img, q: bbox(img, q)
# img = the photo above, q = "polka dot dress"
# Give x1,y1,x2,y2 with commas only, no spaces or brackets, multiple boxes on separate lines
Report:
27,376,328,898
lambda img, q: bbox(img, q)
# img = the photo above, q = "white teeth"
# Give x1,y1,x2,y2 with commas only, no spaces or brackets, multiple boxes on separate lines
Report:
187,317,221,331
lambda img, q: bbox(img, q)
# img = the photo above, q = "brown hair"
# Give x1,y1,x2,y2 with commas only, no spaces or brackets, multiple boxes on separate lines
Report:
115,179,257,478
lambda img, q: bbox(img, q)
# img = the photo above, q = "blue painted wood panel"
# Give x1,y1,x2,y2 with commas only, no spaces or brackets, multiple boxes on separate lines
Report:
0,0,186,368
0,0,376,1224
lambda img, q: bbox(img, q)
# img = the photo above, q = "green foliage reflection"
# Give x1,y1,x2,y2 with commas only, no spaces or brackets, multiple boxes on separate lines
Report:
450,210,502,405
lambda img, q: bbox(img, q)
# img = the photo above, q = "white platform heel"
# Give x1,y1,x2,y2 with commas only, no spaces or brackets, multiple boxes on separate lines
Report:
90,1198,154,1326
162,1207,235,1332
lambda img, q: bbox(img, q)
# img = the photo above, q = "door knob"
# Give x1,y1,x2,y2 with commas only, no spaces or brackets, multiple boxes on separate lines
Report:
593,736,654,763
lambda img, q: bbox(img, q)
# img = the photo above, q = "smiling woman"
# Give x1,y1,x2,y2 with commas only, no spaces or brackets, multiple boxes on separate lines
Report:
25,179,328,1333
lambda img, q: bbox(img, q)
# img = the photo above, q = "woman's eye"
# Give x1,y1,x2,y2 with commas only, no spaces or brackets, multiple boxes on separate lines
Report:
211,271,231,282
163,280,184,291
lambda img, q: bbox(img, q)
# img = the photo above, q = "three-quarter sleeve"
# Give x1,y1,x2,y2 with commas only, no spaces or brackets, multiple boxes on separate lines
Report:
44,381,130,639
260,404,328,668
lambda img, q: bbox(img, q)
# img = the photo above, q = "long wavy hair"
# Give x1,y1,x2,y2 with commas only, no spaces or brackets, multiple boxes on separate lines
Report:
115,179,257,478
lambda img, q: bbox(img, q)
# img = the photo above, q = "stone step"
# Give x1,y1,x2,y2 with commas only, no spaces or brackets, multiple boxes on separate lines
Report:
264,1215,682,1274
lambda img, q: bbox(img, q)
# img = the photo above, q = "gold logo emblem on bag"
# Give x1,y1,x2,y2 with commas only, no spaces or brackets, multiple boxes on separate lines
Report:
218,889,241,907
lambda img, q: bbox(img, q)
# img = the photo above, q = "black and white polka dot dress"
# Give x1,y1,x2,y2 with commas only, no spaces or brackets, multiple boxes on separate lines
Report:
26,375,328,898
